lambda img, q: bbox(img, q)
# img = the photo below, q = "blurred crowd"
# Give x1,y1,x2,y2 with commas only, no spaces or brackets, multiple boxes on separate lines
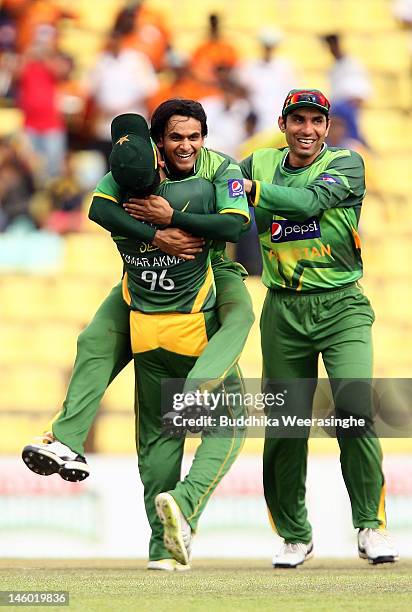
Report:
0,0,406,239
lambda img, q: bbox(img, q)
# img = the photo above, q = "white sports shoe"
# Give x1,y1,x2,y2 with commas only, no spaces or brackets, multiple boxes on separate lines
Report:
155,492,192,566
272,541,314,568
147,559,191,572
22,435,90,482
358,528,399,564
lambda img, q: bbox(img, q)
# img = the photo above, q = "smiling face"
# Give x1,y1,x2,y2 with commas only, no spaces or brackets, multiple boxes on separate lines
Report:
158,115,205,175
278,108,329,167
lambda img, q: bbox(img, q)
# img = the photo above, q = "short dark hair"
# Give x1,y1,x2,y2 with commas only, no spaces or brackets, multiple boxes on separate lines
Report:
150,98,208,143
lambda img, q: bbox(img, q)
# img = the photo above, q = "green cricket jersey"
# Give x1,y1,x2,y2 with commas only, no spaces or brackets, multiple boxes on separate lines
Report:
93,149,249,313
241,145,365,292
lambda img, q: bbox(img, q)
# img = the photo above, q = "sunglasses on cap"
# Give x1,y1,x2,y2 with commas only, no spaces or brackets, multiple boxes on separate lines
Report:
282,90,331,116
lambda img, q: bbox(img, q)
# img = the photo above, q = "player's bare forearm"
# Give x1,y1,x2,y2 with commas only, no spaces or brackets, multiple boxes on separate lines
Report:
152,228,205,260
124,195,173,225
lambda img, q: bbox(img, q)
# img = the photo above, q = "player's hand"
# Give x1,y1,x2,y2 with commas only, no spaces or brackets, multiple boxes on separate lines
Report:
152,228,204,260
243,179,253,194
124,195,173,225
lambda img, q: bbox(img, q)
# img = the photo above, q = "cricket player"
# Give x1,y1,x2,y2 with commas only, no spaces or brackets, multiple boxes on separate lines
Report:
240,89,399,567
22,101,252,570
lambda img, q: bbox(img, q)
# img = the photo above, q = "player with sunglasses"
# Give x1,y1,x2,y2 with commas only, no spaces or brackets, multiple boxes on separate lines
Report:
241,89,399,567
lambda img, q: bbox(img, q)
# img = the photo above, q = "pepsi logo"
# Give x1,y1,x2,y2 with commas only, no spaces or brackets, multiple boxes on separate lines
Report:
228,178,245,197
271,222,283,241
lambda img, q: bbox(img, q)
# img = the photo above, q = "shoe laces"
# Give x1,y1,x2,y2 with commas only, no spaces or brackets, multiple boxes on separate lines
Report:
284,542,308,554
362,528,391,545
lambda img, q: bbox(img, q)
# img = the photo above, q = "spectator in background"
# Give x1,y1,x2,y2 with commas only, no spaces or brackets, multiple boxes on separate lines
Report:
0,137,35,231
393,0,412,31
200,78,252,158
326,101,365,146
393,0,412,74
326,103,379,196
43,152,85,234
322,33,372,148
236,28,298,131
54,52,87,151
0,5,19,101
17,44,68,180
147,50,218,115
3,0,76,53
190,14,239,86
113,0,171,72
322,33,372,107
86,29,158,163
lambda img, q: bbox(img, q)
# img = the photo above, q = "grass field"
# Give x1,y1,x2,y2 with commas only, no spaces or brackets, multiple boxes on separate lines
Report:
0,559,411,611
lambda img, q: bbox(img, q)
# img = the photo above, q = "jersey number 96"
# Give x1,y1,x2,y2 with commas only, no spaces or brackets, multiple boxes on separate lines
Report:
141,269,175,291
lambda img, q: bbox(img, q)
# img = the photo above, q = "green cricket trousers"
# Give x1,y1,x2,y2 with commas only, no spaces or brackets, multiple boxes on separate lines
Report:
130,308,246,561
261,284,386,544
51,260,254,455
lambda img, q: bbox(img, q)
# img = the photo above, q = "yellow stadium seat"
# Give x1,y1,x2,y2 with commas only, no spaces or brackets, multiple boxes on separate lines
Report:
373,327,409,376
0,365,66,412
375,155,412,198
369,73,412,111
360,195,386,239
103,363,135,411
59,26,104,71
340,0,397,33
224,1,282,33
369,32,410,74
63,233,119,281
94,413,136,453
282,0,336,34
0,415,48,453
0,108,23,137
0,323,28,365
52,277,111,324
380,282,412,325
0,276,53,321
282,34,333,72
361,110,411,154
29,322,80,368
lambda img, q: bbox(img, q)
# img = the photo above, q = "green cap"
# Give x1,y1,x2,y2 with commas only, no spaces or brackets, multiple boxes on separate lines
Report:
282,89,331,117
109,113,158,193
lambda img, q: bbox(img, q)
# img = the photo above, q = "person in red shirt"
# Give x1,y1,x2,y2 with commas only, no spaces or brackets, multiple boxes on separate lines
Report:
17,45,67,179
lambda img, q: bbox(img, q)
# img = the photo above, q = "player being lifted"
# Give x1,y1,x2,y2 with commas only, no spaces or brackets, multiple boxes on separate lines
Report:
23,100,253,570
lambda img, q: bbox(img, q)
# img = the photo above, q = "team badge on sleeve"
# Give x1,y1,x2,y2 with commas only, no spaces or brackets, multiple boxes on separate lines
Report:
228,178,245,197
319,173,341,184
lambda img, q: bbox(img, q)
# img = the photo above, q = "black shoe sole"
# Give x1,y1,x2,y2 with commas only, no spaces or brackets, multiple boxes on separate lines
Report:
59,462,90,482
370,556,397,564
22,446,62,476
359,549,399,564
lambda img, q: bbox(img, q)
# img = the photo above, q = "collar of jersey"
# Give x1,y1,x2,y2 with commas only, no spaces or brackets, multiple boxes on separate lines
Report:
163,147,203,181
280,142,327,175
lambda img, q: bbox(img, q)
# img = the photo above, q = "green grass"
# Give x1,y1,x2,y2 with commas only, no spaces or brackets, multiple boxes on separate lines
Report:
0,559,411,611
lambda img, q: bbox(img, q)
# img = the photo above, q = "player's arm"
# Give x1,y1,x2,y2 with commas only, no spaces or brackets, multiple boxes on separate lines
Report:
171,210,244,241
89,195,156,242
242,151,365,220
123,196,246,241
89,173,204,258
167,154,251,241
